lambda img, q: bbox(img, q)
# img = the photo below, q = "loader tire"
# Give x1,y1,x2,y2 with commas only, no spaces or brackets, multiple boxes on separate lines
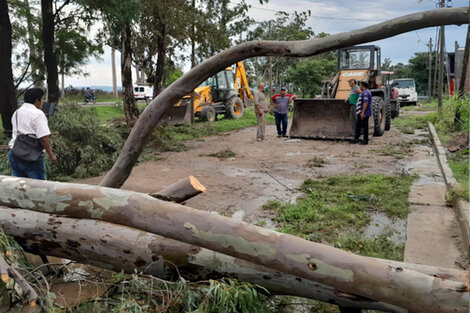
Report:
226,97,244,119
201,106,216,122
391,100,400,118
372,96,385,137
384,98,391,131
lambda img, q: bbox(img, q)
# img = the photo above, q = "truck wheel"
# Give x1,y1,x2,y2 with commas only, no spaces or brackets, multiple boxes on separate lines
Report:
372,96,385,137
226,97,244,119
201,106,216,122
384,97,391,131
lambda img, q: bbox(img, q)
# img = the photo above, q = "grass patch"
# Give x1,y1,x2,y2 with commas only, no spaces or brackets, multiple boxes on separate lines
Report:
447,149,469,201
307,156,326,167
392,112,437,134
372,139,429,159
207,149,236,158
264,174,415,260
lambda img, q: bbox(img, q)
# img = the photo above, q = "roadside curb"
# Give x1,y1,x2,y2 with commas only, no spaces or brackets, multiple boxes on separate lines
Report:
428,122,469,261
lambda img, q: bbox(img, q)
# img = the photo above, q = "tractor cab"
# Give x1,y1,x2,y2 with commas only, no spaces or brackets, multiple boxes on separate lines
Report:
332,45,382,99
201,67,235,102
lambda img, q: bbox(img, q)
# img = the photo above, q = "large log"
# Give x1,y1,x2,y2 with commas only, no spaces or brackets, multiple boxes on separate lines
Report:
98,7,470,189
0,208,405,312
0,176,467,313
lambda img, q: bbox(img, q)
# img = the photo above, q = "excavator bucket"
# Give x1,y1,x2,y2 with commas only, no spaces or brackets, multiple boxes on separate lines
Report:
158,98,194,126
289,98,354,139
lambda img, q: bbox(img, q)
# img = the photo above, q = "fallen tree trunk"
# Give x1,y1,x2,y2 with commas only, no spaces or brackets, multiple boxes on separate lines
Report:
0,176,467,313
98,7,470,189
0,207,405,312
151,176,206,203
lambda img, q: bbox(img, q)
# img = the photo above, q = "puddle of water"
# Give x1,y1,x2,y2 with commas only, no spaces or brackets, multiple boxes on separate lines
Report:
364,212,406,244
232,210,245,221
413,174,445,186
283,139,301,143
286,152,301,157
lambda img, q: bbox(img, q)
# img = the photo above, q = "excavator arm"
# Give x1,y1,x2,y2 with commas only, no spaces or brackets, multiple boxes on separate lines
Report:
234,62,254,107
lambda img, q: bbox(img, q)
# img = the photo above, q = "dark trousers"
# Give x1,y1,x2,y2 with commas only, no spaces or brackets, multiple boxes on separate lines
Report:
354,114,369,143
275,112,288,136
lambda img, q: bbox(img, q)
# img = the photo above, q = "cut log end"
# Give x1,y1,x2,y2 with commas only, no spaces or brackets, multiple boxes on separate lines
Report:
1,273,8,283
151,176,206,203
189,176,206,193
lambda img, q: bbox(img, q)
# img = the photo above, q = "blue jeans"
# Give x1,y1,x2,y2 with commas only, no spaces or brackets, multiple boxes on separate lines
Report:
9,151,46,180
275,112,288,136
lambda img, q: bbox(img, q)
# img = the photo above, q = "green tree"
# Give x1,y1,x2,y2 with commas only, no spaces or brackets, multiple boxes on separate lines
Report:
245,10,314,90
289,56,336,97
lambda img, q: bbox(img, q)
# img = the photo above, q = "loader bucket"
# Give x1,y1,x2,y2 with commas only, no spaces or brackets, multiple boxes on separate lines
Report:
158,98,194,126
289,98,354,139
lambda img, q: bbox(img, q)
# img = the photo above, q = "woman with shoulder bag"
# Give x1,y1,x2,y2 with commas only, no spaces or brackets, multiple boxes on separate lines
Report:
8,88,57,180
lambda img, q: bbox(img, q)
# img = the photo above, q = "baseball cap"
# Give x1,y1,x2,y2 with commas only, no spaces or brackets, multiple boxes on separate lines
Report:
280,87,287,91
347,79,356,83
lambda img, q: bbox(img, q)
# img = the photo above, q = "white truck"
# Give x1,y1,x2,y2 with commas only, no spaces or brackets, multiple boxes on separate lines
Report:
391,78,417,106
133,85,154,103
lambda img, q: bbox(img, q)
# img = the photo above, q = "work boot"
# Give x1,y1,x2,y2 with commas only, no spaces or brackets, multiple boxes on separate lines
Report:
360,141,368,145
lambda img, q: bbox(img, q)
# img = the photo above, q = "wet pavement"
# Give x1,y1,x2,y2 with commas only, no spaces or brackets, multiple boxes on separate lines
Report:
403,129,467,269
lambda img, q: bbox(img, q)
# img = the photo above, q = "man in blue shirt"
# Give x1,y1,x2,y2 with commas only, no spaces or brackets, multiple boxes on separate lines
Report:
353,81,372,145
271,87,295,137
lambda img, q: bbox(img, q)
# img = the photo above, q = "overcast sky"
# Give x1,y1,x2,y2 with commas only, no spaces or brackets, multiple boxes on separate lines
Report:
65,0,469,87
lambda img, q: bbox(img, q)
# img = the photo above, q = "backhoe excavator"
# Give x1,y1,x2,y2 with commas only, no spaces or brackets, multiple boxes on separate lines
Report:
290,45,398,139
160,62,254,125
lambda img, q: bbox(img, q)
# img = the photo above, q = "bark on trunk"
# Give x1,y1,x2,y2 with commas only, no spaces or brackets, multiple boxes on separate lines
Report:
0,0,17,135
41,0,59,105
121,22,139,126
99,7,470,189
458,24,470,96
0,208,408,312
24,0,44,88
153,22,166,98
0,176,467,313
151,176,206,203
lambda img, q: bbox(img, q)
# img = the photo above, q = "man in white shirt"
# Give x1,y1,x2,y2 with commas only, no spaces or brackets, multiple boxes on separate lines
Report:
252,82,269,141
8,88,57,180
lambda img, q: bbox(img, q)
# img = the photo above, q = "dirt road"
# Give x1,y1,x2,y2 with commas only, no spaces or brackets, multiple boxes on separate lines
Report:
81,121,416,225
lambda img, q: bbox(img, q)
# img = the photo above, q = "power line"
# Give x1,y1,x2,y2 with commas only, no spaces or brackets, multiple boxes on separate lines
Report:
249,5,383,21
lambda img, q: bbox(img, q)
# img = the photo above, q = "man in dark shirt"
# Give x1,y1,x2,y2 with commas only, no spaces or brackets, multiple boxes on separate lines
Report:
271,87,295,138
353,81,372,145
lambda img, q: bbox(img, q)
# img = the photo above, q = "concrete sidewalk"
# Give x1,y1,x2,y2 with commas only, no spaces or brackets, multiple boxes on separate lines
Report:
404,129,468,269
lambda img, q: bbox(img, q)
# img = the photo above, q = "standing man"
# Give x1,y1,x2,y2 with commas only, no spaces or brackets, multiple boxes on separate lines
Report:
346,79,361,132
271,87,295,138
353,81,372,145
9,88,57,180
252,82,269,141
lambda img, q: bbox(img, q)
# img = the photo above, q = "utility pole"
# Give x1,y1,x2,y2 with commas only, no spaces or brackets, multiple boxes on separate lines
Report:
112,48,118,99
437,0,445,113
428,38,433,101
268,20,273,98
458,0,470,96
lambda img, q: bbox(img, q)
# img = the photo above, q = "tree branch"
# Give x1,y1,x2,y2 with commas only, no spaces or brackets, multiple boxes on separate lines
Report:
99,6,470,189
0,252,38,307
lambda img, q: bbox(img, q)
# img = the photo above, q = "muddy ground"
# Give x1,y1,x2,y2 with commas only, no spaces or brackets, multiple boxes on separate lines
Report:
81,117,421,226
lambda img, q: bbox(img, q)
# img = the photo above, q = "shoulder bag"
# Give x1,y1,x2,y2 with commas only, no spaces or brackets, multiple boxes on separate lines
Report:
11,111,44,162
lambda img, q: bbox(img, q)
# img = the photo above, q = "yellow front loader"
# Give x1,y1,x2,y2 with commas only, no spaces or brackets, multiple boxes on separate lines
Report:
159,62,254,125
290,45,393,139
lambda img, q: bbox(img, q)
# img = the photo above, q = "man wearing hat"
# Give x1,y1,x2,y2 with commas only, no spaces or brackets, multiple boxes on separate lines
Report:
346,79,361,131
270,87,295,138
